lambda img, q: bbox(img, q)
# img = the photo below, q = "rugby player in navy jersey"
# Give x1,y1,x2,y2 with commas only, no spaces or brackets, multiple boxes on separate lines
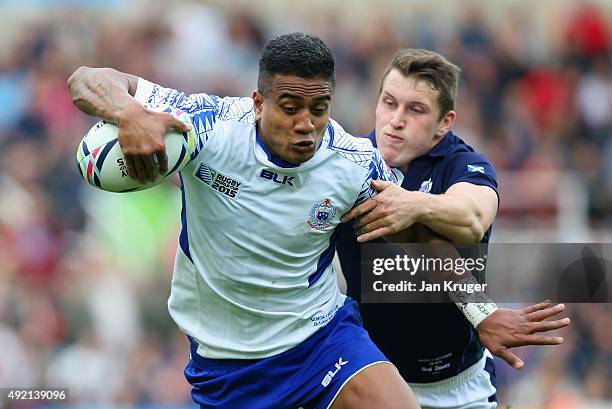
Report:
337,49,570,409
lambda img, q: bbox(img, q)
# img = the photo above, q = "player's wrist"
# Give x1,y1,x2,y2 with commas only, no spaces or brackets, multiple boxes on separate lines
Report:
458,302,499,328
411,191,433,225
449,275,498,328
115,99,146,126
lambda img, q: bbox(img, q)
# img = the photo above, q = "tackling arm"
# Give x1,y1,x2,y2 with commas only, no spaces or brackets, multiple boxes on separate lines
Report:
417,182,498,244
343,180,498,244
399,230,570,370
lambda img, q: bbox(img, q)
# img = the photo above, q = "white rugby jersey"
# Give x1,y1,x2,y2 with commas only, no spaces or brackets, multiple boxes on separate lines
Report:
134,78,401,359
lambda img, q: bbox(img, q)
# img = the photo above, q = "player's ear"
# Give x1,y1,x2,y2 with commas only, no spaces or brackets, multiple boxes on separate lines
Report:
253,90,264,120
436,110,456,138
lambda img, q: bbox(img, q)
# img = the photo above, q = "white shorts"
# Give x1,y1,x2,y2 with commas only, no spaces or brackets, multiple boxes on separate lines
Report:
408,350,497,409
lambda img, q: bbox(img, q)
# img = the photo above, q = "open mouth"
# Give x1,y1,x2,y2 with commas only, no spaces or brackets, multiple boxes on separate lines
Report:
292,140,315,152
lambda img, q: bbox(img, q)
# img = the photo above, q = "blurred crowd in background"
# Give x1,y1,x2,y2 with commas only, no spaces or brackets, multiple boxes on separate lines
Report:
0,0,611,408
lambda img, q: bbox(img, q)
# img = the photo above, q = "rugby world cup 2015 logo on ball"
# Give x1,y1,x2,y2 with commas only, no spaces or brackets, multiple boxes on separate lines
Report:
75,104,196,192
307,198,337,231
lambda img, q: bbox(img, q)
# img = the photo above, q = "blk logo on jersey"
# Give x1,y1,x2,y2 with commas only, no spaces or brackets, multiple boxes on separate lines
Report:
307,198,337,231
194,162,242,198
259,169,295,186
321,357,349,387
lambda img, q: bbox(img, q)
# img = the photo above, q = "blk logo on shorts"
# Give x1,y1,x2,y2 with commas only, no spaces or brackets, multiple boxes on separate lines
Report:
321,357,348,387
194,162,242,198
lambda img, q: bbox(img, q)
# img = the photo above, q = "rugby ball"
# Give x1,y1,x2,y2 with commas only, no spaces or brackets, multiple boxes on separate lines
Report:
76,104,195,192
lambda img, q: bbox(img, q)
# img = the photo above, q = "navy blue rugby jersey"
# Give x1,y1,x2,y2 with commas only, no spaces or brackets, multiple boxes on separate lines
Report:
336,130,499,383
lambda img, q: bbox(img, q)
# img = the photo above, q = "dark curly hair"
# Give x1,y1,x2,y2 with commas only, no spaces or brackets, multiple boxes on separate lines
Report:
258,33,335,96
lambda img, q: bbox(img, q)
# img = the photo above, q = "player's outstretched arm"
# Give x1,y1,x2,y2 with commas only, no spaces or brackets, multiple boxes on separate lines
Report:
476,301,570,370
382,229,571,370
67,66,191,183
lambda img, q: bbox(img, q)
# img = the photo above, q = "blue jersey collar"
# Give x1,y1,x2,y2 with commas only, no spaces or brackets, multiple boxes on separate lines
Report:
256,126,299,168
426,132,454,158
255,123,332,169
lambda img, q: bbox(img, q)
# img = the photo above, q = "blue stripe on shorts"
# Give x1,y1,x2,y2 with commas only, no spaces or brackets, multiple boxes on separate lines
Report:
484,356,497,403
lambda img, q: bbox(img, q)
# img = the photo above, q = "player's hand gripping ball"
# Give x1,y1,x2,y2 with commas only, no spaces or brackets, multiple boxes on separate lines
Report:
76,104,195,192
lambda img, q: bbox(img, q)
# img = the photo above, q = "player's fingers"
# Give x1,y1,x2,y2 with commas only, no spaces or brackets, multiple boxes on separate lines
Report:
341,200,377,223
528,318,571,333
158,111,190,133
353,208,384,228
521,300,552,314
353,200,378,219
357,226,393,243
131,156,151,184
137,156,153,184
514,334,564,346
495,347,524,370
526,303,565,321
155,149,169,175
356,218,390,236
370,179,393,192
144,154,159,182
170,116,192,133
125,155,137,181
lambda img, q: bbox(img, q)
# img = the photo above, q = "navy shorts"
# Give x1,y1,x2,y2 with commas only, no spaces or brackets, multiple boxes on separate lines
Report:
184,298,390,409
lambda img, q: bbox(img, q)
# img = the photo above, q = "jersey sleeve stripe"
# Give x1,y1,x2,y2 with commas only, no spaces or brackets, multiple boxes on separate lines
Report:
178,174,194,264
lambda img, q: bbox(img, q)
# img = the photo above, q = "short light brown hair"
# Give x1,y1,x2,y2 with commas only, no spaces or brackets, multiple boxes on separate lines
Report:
381,49,461,119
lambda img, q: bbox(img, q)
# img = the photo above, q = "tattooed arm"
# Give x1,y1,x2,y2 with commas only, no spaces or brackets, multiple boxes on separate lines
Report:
68,67,139,120
67,67,190,183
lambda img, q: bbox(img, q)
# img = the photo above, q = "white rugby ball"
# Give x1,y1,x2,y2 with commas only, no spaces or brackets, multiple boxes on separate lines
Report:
76,104,195,192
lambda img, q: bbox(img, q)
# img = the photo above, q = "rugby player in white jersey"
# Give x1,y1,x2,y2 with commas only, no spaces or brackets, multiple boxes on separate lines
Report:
68,33,419,408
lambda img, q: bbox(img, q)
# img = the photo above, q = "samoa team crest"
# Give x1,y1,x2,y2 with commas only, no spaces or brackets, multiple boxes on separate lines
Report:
307,198,337,231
